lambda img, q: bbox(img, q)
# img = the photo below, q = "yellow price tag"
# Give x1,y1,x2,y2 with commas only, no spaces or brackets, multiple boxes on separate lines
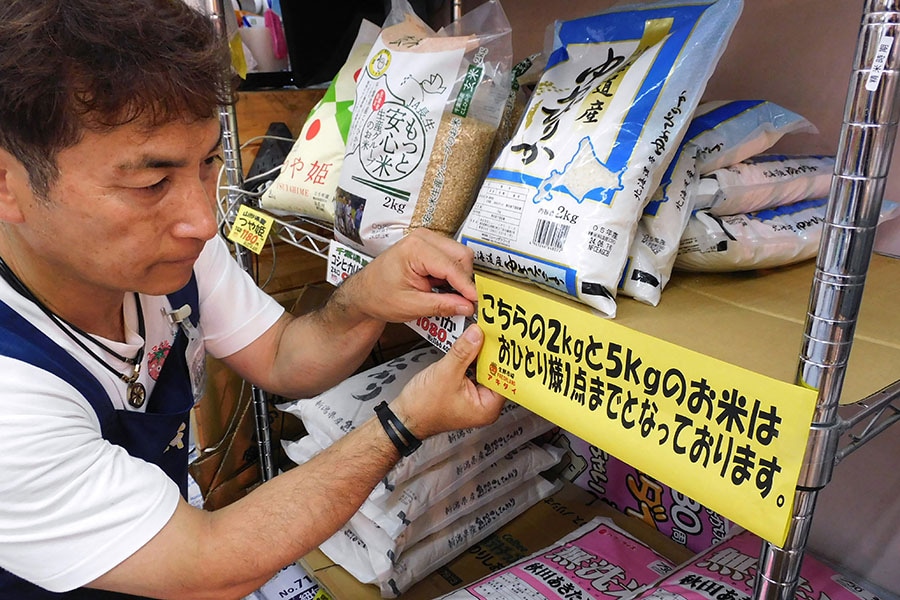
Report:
226,204,273,254
474,271,817,546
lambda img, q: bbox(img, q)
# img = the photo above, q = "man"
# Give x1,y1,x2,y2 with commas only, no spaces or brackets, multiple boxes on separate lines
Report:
0,1,506,598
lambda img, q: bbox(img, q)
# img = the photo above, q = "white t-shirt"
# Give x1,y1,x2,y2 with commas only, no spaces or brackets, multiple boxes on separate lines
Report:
0,235,284,592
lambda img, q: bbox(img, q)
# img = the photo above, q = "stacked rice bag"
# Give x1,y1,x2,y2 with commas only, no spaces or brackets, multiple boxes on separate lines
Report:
619,99,821,305
276,347,564,597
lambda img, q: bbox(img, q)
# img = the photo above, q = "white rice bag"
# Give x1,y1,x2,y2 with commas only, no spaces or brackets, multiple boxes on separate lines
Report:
619,102,820,306
697,154,836,215
278,353,557,500
334,0,513,256
435,516,677,600
690,99,818,174
361,441,564,539
458,0,743,317
675,199,900,271
359,443,565,557
377,475,563,597
259,19,380,222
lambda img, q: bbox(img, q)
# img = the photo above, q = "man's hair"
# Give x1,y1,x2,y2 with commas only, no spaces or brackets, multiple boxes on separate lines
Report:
0,0,233,198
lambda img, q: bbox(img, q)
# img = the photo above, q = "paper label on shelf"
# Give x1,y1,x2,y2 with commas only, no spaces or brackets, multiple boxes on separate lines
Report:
406,314,471,353
227,204,274,254
326,239,371,286
866,35,893,91
326,239,469,353
255,562,320,600
473,271,818,547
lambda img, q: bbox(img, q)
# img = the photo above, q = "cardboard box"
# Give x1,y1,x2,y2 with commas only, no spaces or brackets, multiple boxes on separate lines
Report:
300,480,695,600
614,253,900,405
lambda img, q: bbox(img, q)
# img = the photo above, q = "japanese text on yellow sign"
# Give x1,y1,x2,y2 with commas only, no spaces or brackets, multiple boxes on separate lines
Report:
474,272,817,546
226,204,273,255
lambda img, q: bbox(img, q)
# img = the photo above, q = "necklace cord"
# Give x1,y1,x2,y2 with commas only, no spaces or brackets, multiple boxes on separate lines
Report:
0,256,146,386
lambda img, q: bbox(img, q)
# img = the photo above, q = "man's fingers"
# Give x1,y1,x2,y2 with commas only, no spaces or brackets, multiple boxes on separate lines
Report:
444,324,484,372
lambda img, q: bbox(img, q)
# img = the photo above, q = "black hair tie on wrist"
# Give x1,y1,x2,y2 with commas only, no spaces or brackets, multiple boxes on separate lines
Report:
374,401,422,457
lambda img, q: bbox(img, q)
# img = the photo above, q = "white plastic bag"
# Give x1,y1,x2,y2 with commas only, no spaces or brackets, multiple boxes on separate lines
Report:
458,0,743,317
698,154,835,215
620,102,819,306
334,0,513,256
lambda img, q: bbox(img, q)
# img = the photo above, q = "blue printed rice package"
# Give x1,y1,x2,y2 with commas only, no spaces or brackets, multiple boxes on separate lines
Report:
458,0,743,317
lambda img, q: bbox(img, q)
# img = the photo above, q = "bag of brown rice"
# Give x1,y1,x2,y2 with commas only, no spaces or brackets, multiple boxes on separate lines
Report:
457,0,743,317
333,0,513,256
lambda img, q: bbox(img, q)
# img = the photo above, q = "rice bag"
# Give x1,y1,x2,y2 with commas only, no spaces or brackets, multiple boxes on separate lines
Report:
361,441,564,539
277,347,556,500
697,154,836,215
458,0,743,317
356,443,565,560
260,19,380,222
435,516,678,600
319,476,563,592
377,475,563,596
675,198,900,272
690,99,817,174
333,0,513,256
619,102,820,306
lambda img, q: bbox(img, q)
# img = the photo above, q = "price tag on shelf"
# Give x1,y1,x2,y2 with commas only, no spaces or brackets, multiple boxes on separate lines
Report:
406,314,472,353
254,562,322,600
326,239,471,353
474,270,817,547
227,204,274,254
326,239,371,286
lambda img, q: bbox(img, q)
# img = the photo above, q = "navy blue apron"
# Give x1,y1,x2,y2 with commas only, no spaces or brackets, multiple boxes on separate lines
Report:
0,277,200,599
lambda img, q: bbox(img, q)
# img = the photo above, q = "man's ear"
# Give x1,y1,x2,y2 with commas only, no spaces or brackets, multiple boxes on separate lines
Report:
0,148,27,223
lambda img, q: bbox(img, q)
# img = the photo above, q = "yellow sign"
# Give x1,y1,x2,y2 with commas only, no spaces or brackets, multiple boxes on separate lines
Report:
226,204,273,254
474,271,817,546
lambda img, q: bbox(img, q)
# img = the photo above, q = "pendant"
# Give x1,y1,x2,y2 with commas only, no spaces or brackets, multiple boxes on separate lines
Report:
127,381,147,409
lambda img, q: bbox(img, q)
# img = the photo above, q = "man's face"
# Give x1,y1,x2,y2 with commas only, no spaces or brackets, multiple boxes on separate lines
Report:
9,116,222,299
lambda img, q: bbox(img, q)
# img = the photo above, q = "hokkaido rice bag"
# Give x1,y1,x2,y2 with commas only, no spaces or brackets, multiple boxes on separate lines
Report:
632,528,884,600
690,100,818,175
259,19,380,222
457,0,742,317
435,516,678,600
333,0,513,256
620,101,819,306
697,154,836,216
675,199,900,271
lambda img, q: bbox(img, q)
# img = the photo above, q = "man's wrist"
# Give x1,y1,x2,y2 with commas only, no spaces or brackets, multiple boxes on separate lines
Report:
374,401,422,457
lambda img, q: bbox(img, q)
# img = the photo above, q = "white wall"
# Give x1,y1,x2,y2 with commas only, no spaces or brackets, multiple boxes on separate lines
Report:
459,0,900,593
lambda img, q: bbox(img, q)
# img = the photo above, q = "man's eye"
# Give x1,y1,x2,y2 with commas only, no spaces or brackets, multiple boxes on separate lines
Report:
144,178,169,192
204,154,223,166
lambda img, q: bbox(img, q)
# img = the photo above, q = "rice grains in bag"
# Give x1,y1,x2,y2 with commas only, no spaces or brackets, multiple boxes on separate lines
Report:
333,0,513,256
458,0,742,317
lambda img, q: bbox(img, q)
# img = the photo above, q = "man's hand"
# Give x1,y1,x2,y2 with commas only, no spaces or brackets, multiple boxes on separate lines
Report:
339,228,478,324
389,323,507,441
